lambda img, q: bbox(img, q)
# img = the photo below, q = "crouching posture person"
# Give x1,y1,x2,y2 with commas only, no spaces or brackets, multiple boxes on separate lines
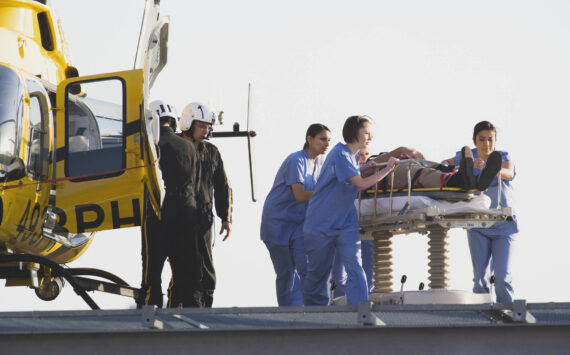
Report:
261,124,331,306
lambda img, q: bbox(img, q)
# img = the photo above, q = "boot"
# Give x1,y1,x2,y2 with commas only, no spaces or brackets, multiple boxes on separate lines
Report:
460,146,477,189
477,151,502,190
445,146,477,190
445,147,476,190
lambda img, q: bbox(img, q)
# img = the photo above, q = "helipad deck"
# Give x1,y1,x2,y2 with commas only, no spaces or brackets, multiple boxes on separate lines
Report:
1,302,570,354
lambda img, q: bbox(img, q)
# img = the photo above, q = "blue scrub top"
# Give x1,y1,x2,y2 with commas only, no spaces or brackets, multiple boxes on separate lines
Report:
304,143,360,236
261,150,319,245
454,148,518,235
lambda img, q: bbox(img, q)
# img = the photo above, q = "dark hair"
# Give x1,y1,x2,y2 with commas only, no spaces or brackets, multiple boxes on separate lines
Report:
183,120,196,140
303,123,331,150
183,120,213,141
342,115,371,143
472,121,496,144
160,116,177,130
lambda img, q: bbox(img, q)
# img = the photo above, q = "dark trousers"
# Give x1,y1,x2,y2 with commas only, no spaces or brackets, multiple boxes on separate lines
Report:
163,203,203,308
168,215,216,308
199,225,216,307
139,200,204,308
138,205,166,308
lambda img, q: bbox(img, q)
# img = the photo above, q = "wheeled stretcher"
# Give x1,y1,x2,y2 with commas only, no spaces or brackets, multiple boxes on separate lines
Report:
356,159,513,294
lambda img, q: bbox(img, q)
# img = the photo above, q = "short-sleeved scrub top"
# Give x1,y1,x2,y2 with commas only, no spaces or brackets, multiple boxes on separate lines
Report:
453,148,518,235
261,150,319,245
304,143,361,236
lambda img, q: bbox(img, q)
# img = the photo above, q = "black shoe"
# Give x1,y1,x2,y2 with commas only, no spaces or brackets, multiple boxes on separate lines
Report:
477,151,502,190
459,146,477,189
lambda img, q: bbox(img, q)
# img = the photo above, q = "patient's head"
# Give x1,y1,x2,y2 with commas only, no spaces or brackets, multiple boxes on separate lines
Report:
359,147,370,164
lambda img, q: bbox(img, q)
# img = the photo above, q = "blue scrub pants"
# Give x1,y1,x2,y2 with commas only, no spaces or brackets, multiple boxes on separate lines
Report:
467,229,515,304
303,230,368,306
264,236,307,306
331,240,374,298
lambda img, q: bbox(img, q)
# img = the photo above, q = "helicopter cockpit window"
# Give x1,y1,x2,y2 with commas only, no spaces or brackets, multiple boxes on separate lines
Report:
0,65,22,167
26,79,50,180
66,79,124,178
27,96,43,176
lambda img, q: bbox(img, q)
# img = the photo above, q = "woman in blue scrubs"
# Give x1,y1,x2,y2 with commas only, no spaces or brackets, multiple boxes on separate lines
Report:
448,121,517,304
303,116,398,306
261,124,331,306
331,148,375,298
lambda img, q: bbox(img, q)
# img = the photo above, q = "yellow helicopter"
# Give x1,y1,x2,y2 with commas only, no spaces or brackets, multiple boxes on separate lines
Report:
0,0,257,310
0,0,171,309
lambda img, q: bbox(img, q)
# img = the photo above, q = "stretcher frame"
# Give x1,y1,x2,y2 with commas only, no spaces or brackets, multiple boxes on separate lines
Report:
356,159,513,294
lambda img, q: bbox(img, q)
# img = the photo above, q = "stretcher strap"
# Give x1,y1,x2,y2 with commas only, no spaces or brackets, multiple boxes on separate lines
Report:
440,171,457,191
391,168,425,192
410,168,425,189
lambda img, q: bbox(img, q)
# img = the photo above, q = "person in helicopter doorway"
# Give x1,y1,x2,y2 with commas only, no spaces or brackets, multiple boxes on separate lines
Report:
137,100,204,308
167,102,233,308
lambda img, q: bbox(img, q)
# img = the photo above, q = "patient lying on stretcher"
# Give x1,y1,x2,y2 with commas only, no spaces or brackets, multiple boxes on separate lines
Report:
362,146,502,192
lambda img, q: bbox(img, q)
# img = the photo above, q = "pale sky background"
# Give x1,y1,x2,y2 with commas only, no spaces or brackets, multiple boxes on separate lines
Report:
2,0,568,311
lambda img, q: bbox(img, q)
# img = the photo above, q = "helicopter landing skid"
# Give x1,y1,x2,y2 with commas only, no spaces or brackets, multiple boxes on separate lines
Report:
0,254,140,310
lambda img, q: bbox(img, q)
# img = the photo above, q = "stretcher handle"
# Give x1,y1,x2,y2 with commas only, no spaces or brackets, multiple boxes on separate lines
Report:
369,158,417,168
497,175,502,209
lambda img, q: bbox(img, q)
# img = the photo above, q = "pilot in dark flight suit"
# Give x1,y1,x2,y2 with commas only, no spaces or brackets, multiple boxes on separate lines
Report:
138,100,203,308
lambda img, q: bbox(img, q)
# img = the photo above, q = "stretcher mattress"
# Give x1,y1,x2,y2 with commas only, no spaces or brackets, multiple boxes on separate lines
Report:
356,193,512,235
356,194,492,216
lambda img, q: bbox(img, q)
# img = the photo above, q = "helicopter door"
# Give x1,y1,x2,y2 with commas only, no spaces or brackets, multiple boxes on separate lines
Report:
54,70,147,234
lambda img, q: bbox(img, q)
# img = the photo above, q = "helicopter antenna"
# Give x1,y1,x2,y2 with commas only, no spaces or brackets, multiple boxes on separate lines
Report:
133,2,147,69
210,84,258,202
246,83,256,202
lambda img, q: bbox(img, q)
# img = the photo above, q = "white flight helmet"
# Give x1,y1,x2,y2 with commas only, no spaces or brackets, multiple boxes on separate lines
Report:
179,102,212,132
150,99,178,120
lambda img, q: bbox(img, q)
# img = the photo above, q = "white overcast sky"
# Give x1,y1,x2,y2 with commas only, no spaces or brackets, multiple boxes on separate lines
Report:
2,0,569,310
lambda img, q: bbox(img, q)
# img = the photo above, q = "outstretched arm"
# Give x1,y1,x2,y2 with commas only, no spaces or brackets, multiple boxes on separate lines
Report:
373,146,425,162
350,157,399,190
499,160,515,180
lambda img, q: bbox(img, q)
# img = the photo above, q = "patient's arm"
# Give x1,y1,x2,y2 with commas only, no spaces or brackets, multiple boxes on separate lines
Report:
373,146,425,162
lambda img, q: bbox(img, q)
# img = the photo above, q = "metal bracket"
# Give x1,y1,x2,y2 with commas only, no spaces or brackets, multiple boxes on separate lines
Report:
141,305,164,329
172,314,209,329
502,299,536,324
357,302,385,326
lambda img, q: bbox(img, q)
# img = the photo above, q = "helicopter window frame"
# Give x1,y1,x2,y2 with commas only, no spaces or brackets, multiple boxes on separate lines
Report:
25,77,51,181
64,76,126,182
37,11,54,52
0,65,23,171
26,92,49,180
